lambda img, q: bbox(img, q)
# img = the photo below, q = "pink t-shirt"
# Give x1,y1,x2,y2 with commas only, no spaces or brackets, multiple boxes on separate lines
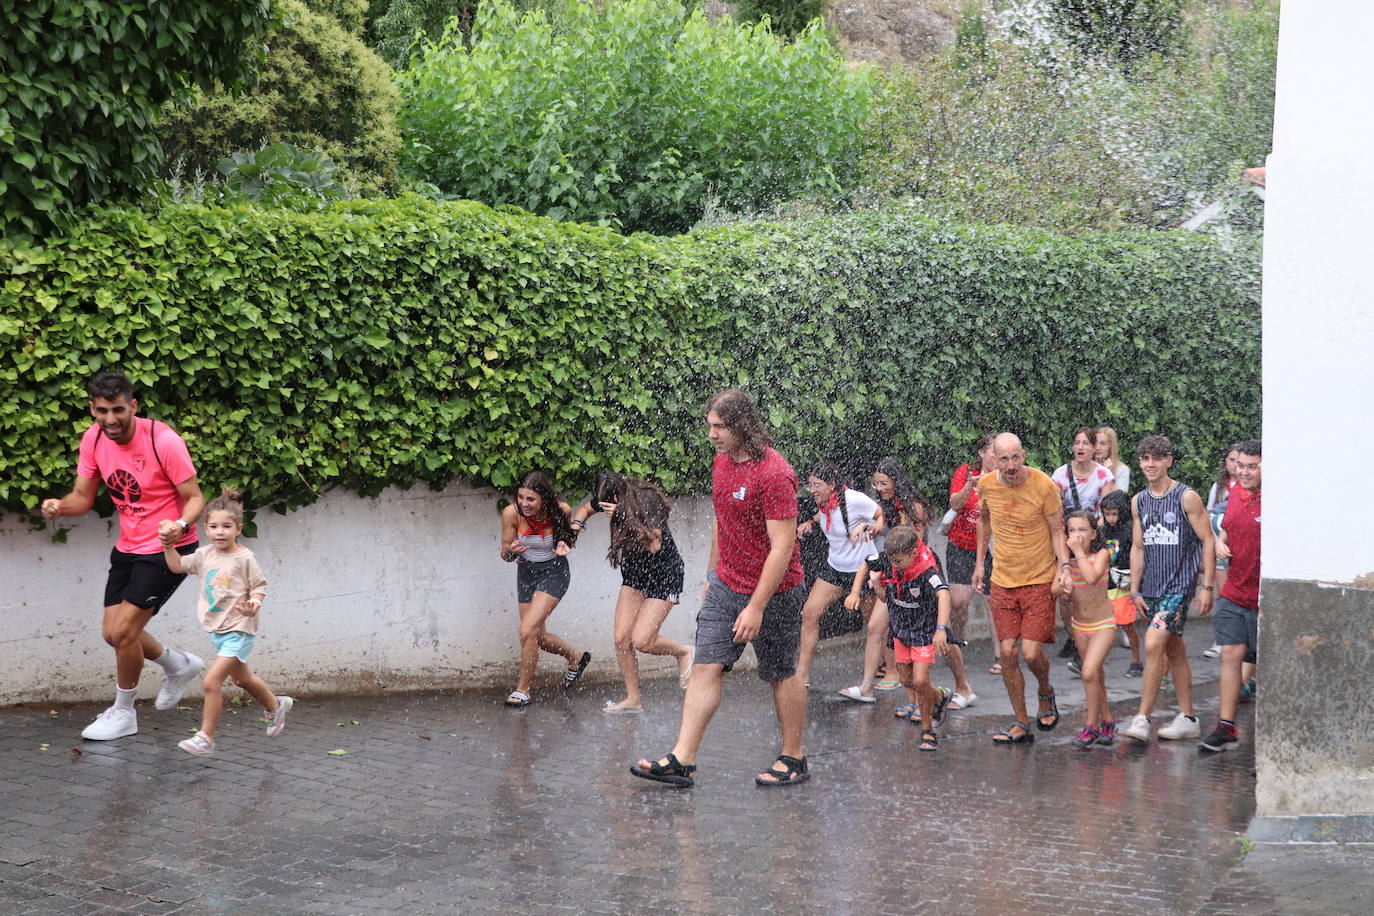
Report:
712,448,804,594
76,417,198,555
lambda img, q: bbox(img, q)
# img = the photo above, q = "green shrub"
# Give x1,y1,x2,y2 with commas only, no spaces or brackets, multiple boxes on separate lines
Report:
1,197,1258,513
154,0,401,196
1046,0,1187,72
397,0,870,234
216,143,348,207
0,0,275,242
734,0,830,41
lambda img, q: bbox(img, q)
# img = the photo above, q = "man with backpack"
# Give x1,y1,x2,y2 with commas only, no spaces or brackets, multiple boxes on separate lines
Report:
40,371,206,740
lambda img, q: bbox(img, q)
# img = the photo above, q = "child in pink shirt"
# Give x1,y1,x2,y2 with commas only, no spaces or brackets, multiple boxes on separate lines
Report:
163,487,292,756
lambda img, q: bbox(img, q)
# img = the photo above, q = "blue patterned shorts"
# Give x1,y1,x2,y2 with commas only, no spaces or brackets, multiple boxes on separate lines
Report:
1145,593,1189,635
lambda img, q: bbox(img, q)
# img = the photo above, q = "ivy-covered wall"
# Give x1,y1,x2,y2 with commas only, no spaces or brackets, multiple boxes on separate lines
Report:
0,197,1260,514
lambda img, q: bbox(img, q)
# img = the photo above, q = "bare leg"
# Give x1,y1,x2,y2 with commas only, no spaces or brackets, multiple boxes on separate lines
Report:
515,592,576,694
1126,619,1142,665
628,595,691,701
1218,644,1246,722
1078,628,1114,725
102,602,157,690
1136,626,1171,718
796,579,843,687
663,663,725,765
1023,641,1054,724
198,656,237,739
945,587,972,696
998,637,1027,724
230,662,278,711
610,587,645,708
861,599,889,692
771,674,807,760
1166,634,1194,716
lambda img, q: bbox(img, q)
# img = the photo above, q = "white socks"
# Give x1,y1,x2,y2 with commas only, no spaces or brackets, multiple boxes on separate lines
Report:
114,686,138,709
154,648,186,671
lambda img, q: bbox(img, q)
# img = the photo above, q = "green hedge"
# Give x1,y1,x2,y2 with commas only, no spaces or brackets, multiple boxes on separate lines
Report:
0,197,1259,515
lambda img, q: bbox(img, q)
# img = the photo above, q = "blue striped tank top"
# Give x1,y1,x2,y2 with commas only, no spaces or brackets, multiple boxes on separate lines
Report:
1136,483,1201,596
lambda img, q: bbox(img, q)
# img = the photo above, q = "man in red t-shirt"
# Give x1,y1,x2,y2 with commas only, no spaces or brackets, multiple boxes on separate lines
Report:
41,372,206,741
632,389,809,788
1200,439,1261,752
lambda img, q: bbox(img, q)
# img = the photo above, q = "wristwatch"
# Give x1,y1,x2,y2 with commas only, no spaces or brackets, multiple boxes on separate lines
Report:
176,519,190,533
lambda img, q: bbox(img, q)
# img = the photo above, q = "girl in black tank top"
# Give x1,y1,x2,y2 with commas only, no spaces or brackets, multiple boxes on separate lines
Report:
572,473,692,714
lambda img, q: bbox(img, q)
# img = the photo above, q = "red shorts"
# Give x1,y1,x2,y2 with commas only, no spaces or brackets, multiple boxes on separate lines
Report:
893,637,936,665
990,582,1056,644
1110,593,1137,625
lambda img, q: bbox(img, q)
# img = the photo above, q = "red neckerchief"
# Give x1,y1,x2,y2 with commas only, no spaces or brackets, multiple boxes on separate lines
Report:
820,490,840,530
520,513,551,537
891,497,905,525
882,540,937,585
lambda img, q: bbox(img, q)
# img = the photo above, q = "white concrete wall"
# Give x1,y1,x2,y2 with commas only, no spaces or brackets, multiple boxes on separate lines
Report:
0,485,716,706
1262,1,1374,583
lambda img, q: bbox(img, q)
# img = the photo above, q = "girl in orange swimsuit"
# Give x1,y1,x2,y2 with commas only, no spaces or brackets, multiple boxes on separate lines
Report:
1061,510,1117,748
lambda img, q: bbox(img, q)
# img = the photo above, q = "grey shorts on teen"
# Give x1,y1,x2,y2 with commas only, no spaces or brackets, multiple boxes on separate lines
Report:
1212,595,1259,663
694,571,804,682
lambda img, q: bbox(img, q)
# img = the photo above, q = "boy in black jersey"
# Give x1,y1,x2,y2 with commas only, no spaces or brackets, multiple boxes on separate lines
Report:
848,525,951,751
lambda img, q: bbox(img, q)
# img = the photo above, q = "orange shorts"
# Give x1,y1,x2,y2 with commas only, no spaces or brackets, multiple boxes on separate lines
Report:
893,637,936,665
1111,593,1137,625
990,582,1056,644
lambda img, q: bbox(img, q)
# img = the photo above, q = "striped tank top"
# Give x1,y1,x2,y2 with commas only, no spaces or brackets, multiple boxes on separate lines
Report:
517,515,557,563
1136,483,1201,596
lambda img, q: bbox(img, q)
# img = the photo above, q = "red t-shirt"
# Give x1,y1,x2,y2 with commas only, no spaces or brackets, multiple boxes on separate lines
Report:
711,448,804,594
1220,486,1261,609
946,464,983,551
77,417,199,555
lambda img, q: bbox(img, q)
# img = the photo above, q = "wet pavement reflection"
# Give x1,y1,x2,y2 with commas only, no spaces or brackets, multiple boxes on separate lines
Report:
1,627,1256,914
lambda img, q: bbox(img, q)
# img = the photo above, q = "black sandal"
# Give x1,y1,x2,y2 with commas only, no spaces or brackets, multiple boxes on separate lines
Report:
630,753,696,787
992,721,1035,745
932,686,953,729
918,729,939,752
754,754,810,787
1037,690,1060,731
563,651,592,689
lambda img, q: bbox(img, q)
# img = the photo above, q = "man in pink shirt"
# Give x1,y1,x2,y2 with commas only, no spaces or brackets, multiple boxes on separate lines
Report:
41,371,207,740
632,389,809,788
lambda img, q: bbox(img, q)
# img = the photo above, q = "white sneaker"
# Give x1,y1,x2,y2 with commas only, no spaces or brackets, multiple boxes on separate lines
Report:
1121,713,1152,744
81,706,138,740
155,653,204,710
1117,627,1131,649
266,696,293,737
1158,713,1201,740
1202,644,1221,659
178,731,215,756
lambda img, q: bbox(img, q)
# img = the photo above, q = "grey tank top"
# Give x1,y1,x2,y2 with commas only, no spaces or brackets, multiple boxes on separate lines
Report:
516,522,557,563
1137,483,1201,596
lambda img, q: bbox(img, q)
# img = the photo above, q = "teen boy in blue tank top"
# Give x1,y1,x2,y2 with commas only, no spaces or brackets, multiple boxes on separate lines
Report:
1120,435,1216,745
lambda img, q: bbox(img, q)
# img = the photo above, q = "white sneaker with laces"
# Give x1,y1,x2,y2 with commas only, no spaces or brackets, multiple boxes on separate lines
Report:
155,653,204,710
266,696,293,737
1158,713,1201,740
1121,713,1152,744
1202,644,1221,659
81,705,138,741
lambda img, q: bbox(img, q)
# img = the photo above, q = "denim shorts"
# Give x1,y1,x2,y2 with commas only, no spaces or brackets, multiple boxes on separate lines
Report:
694,572,804,682
210,630,256,661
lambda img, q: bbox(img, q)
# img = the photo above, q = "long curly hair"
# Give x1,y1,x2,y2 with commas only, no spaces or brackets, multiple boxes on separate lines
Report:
607,479,672,569
704,389,772,461
872,456,930,529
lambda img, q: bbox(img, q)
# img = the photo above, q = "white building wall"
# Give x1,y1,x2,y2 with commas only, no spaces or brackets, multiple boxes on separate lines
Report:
1262,1,1374,583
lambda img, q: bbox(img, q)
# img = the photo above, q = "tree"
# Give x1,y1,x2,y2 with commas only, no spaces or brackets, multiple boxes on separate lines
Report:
1046,0,1187,71
155,0,401,195
0,0,275,241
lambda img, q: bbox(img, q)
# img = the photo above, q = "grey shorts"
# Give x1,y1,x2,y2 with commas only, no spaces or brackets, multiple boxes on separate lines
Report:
1212,595,1259,663
694,571,804,682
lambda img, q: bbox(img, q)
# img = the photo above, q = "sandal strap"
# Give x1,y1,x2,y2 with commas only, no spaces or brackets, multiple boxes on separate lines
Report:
861,680,876,686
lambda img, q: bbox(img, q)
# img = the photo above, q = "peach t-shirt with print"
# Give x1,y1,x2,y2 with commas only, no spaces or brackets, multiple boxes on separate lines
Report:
976,466,1062,588
180,545,268,635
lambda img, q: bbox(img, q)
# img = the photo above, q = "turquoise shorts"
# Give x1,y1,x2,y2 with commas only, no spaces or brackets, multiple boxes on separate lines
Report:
210,630,256,661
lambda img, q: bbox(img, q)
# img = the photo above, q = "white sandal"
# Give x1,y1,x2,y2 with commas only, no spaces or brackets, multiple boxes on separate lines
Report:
837,682,877,704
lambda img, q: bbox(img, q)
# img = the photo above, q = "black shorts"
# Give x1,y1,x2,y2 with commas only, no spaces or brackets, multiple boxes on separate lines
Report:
815,562,859,590
945,542,991,592
621,551,685,604
104,544,196,614
516,556,571,603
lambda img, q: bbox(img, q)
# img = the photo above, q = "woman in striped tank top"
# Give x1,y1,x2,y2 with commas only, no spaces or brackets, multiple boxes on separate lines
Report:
499,471,591,708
